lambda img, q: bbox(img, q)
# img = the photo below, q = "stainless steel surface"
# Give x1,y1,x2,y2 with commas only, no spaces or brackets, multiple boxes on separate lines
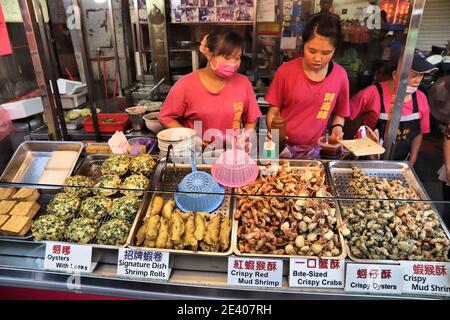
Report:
107,0,124,97
383,0,426,159
128,113,145,131
327,160,450,264
68,0,101,141
0,141,83,183
232,160,347,260
128,192,234,256
18,0,60,140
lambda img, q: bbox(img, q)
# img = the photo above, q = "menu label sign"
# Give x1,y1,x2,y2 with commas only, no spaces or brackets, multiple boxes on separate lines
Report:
289,258,345,288
117,248,171,281
44,242,93,273
345,263,402,294
228,257,283,288
401,261,450,297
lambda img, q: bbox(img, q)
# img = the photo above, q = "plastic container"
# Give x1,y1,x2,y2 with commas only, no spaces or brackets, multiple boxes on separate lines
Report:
83,113,130,133
60,89,88,109
1,97,44,120
317,136,342,159
126,106,146,131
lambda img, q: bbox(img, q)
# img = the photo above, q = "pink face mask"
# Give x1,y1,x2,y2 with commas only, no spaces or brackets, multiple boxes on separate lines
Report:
210,59,240,78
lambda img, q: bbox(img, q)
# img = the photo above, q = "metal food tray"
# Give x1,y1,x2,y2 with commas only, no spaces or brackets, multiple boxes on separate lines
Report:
128,163,234,256
327,160,450,264
35,154,155,249
0,141,84,184
232,160,347,260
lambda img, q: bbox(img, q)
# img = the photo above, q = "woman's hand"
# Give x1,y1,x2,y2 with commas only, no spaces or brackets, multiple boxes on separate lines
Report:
329,126,344,144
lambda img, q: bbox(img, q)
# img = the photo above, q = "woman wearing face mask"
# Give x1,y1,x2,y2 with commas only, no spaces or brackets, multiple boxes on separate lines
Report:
158,28,261,144
349,49,437,164
265,15,350,159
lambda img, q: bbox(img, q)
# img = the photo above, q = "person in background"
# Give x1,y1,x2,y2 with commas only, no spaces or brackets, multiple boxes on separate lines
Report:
265,14,350,159
159,27,261,146
349,49,438,165
309,0,340,23
439,124,450,200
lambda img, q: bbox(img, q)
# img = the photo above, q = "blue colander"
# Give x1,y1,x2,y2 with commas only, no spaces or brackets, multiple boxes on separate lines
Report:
174,155,225,212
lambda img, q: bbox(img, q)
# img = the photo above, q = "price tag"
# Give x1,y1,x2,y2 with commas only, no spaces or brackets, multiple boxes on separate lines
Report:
44,242,93,273
401,261,450,297
227,257,283,288
289,258,345,288
117,248,171,281
345,263,402,295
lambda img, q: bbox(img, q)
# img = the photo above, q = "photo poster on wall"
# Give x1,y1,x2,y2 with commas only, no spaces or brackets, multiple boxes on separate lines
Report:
170,0,254,23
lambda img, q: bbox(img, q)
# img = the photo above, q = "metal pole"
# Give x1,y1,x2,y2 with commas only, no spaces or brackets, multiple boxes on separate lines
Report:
107,0,124,97
251,0,258,78
133,0,146,84
382,0,426,160
34,0,69,140
18,0,60,141
69,0,101,141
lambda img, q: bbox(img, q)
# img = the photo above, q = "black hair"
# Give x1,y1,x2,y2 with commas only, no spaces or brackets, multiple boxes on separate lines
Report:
302,14,342,49
206,27,243,57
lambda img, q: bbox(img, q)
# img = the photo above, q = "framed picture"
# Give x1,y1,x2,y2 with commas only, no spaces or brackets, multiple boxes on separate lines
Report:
342,8,347,14
235,6,252,21
181,8,199,22
215,0,226,7
217,7,234,21
199,7,216,21
171,8,183,22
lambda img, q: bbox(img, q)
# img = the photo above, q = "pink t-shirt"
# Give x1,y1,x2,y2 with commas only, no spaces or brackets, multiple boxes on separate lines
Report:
265,58,350,147
159,71,261,136
349,81,430,134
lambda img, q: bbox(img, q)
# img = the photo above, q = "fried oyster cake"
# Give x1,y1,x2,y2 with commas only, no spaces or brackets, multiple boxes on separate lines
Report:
47,193,81,221
64,175,95,198
110,196,140,222
101,155,130,176
65,217,99,244
129,154,156,177
94,175,122,197
80,195,112,220
32,215,66,241
121,174,149,197
97,219,130,246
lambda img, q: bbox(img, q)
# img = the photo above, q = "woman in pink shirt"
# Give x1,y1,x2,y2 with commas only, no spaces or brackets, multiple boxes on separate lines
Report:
349,49,437,164
159,28,261,145
265,14,350,159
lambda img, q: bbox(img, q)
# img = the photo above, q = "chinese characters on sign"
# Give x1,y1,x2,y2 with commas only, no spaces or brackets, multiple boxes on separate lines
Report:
401,261,450,297
44,242,93,273
0,3,12,56
289,258,345,288
117,248,171,281
345,263,402,294
228,257,283,288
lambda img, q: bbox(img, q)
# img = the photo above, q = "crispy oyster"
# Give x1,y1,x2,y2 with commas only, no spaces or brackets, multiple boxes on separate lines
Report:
64,175,95,198
80,196,112,220
47,193,81,221
65,217,99,244
101,155,130,176
121,174,149,197
94,175,122,197
97,219,130,246
32,215,66,241
129,154,156,177
111,196,140,222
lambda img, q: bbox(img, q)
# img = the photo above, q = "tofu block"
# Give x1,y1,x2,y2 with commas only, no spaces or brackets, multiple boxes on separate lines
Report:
0,215,10,228
0,200,17,215
9,201,40,218
38,170,68,185
12,188,36,200
45,151,78,170
1,216,32,235
0,188,16,200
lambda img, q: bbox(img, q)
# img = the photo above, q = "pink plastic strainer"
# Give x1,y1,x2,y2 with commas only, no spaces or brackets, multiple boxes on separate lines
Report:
211,135,259,187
